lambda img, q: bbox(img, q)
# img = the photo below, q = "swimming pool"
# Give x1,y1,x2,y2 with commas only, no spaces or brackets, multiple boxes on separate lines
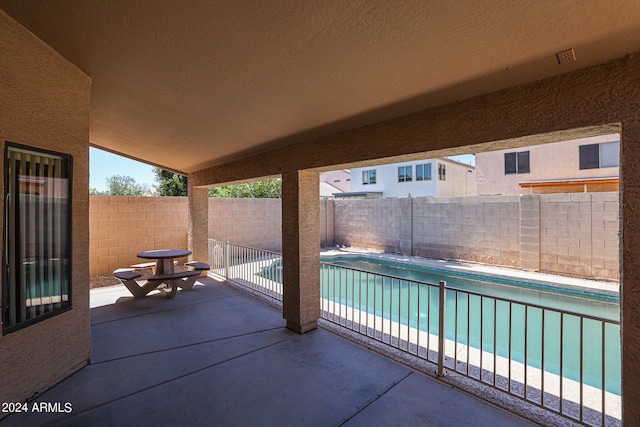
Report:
317,255,621,398
325,256,619,319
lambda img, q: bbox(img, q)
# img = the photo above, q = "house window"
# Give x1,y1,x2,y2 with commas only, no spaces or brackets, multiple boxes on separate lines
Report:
438,163,446,181
504,151,530,174
3,143,72,333
579,141,620,169
362,169,376,185
397,166,412,182
416,163,432,181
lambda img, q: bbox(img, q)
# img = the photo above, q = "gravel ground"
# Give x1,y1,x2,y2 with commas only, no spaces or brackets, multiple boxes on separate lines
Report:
90,265,189,289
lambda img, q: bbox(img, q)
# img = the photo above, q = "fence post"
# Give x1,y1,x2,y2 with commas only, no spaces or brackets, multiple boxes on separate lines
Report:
438,280,447,377
225,240,230,280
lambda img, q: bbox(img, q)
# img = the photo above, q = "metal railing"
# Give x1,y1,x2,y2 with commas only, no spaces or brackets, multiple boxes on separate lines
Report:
208,239,282,302
208,240,620,426
319,261,621,427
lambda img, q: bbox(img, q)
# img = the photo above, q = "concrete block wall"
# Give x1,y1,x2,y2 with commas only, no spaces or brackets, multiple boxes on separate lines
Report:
89,193,618,280
207,198,336,249
519,195,540,271
333,192,619,280
89,196,188,275
208,198,282,252
411,195,521,267
89,196,287,275
539,192,619,280
333,198,410,254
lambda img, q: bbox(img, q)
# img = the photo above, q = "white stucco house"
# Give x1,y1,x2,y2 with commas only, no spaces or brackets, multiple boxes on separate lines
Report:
345,158,476,198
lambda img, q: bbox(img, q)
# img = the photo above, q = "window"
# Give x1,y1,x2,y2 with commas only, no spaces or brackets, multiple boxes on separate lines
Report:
504,151,530,174
416,163,432,181
579,141,620,169
397,166,412,182
362,169,376,185
3,143,72,333
438,163,446,181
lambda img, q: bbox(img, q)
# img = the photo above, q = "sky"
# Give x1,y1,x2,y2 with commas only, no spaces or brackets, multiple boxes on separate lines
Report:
89,147,157,192
447,154,475,166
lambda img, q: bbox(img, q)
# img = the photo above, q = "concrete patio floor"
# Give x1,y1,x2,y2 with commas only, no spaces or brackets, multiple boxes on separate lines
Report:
1,278,536,427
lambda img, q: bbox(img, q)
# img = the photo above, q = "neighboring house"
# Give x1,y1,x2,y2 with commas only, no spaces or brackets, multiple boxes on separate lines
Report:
319,170,350,198
345,158,476,198
475,134,620,195
144,187,158,197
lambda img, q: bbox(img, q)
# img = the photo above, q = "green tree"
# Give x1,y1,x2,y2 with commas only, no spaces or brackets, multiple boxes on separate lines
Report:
105,174,148,196
208,179,281,198
153,168,188,196
89,187,109,196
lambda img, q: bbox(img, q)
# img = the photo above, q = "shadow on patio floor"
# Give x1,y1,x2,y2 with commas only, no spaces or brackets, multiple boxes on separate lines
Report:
1,278,534,426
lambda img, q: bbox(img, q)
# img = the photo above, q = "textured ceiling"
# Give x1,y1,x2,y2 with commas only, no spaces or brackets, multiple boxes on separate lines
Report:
2,0,640,173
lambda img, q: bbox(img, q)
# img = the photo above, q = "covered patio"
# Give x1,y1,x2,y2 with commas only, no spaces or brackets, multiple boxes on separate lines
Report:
2,2,640,426
1,279,533,427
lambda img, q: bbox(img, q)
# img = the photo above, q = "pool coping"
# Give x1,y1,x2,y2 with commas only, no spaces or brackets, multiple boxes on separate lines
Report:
320,248,620,299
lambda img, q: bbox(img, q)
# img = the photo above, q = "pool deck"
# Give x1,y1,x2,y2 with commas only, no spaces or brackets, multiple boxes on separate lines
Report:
0,278,540,427
321,247,620,297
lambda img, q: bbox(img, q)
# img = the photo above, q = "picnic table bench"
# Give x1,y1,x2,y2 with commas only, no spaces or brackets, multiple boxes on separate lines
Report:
112,249,210,298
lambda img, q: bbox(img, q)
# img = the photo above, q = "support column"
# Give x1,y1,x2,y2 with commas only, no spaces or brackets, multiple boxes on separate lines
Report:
188,185,209,266
621,121,640,426
281,170,320,334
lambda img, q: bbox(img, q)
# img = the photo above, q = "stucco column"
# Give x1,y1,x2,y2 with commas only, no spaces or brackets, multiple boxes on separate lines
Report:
188,185,209,265
621,121,640,426
281,170,320,334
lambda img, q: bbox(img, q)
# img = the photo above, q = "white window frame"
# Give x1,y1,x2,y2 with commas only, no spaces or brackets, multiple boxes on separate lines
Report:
416,163,432,181
362,169,376,185
397,166,412,182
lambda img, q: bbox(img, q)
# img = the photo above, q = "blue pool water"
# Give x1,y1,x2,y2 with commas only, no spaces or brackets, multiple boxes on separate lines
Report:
326,257,619,319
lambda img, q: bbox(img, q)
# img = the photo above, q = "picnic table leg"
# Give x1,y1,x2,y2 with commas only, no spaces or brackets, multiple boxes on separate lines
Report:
157,258,177,298
166,280,179,298
157,258,174,275
179,276,198,290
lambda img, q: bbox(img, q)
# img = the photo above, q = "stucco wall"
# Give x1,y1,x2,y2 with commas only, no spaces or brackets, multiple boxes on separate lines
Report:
0,11,91,405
